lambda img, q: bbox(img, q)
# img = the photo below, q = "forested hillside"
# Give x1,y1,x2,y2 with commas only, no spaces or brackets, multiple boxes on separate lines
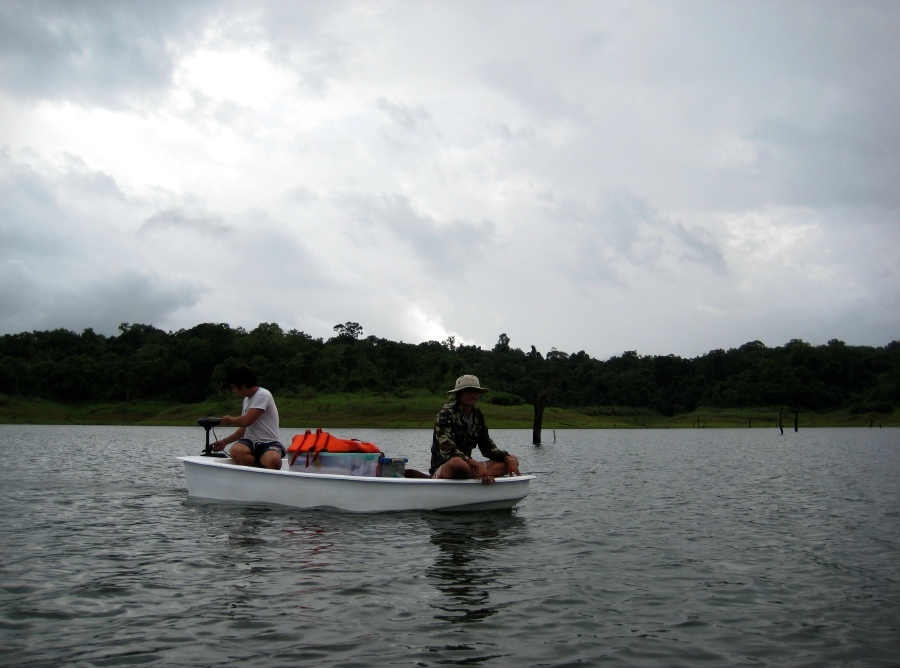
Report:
0,322,897,416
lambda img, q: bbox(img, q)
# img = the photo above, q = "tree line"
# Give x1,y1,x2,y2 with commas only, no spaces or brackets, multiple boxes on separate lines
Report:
0,321,897,416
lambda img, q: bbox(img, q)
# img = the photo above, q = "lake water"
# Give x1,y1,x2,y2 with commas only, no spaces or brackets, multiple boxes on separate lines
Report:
1,425,898,667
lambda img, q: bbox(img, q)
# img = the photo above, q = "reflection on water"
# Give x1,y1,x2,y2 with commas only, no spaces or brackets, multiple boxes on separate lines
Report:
2,426,898,667
281,521,334,567
426,512,528,625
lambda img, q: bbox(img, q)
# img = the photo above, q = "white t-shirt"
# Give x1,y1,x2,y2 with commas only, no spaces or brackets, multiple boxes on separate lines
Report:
242,387,281,443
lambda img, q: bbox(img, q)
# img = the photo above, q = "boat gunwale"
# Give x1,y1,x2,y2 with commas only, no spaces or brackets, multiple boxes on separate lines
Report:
177,455,535,485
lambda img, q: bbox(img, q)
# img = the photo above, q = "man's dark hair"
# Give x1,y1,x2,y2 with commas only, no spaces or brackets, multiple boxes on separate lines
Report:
227,366,258,389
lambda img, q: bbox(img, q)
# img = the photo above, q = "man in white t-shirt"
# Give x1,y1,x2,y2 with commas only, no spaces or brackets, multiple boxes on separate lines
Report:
211,366,284,469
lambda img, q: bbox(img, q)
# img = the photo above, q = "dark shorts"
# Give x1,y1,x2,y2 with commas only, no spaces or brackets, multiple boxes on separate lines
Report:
236,439,286,462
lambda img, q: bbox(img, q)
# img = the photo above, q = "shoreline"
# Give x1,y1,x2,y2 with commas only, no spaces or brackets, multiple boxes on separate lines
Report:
1,395,896,429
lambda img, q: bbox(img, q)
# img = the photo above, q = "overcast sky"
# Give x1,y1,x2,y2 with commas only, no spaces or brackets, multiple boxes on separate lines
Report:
1,0,897,360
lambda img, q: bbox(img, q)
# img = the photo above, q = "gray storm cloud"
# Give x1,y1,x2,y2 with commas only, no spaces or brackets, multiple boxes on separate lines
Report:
0,0,896,358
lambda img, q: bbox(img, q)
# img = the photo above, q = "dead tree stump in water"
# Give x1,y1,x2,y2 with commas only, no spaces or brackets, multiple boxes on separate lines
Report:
533,391,548,445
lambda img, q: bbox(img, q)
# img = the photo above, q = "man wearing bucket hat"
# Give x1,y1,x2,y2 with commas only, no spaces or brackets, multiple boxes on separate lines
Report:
429,374,521,484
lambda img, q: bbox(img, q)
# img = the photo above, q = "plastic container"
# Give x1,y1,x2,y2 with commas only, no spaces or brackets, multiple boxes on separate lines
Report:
289,451,380,477
377,457,408,477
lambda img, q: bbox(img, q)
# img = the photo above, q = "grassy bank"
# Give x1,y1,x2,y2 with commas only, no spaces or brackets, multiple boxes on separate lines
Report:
0,393,896,429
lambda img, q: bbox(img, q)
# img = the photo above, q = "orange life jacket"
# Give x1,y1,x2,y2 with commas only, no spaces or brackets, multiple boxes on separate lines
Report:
287,428,383,467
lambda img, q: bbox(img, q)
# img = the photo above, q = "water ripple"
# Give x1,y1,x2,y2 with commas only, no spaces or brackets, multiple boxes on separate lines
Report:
0,425,898,666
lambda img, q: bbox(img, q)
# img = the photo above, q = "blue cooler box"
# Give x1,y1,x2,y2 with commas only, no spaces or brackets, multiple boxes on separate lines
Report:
377,457,407,477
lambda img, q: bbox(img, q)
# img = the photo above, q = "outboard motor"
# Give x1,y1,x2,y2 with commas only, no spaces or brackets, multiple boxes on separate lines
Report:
197,417,227,457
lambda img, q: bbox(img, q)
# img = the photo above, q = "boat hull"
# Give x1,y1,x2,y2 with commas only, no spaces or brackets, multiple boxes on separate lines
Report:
178,455,533,512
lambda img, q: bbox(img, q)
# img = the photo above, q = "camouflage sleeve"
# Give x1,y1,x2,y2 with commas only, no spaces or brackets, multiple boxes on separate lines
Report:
433,410,468,463
474,412,509,461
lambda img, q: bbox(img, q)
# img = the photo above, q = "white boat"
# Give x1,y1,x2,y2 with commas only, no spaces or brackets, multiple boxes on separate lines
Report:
178,455,534,513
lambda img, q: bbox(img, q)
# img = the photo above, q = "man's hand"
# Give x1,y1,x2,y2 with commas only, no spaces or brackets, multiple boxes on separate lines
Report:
472,461,495,485
505,455,521,476
219,409,263,428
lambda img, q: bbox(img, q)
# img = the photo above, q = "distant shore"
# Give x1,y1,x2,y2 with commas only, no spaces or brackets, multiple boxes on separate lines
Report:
0,394,895,429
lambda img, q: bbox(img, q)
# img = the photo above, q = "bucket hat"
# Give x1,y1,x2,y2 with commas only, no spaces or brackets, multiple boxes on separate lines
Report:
447,374,489,397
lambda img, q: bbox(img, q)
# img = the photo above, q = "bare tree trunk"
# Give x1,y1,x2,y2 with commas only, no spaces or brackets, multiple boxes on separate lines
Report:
533,391,547,445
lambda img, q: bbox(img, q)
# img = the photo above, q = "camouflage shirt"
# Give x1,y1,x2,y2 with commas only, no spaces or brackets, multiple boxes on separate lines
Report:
430,400,509,474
